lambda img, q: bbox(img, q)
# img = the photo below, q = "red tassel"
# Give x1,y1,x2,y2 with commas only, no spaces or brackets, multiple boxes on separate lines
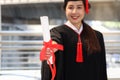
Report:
86,0,89,14
76,41,83,62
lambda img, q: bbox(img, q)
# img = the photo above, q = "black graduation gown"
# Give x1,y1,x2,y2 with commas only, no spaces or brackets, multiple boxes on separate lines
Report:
41,22,108,80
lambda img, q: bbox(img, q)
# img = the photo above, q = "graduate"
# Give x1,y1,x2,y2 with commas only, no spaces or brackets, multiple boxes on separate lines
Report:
41,0,108,80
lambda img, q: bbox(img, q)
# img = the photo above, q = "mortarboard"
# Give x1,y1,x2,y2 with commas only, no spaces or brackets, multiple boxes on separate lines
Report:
64,0,90,14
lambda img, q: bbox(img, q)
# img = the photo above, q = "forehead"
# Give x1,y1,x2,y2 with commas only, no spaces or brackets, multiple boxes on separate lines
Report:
67,1,84,5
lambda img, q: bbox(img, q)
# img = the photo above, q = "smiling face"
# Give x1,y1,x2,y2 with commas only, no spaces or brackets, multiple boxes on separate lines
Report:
65,1,85,28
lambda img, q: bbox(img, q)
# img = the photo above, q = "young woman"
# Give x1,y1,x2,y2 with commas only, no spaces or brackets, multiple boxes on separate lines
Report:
41,0,108,80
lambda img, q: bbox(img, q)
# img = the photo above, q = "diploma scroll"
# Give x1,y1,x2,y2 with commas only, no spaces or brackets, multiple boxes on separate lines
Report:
40,16,51,42
40,16,53,64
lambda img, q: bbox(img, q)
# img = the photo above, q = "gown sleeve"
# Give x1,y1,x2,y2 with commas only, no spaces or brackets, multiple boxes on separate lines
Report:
96,31,108,80
51,27,64,80
41,27,64,80
41,61,51,80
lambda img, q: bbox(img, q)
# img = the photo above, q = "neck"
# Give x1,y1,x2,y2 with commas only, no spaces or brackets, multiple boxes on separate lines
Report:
74,23,82,30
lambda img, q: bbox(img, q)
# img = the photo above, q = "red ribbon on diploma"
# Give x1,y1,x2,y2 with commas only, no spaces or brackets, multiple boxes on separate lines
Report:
40,39,63,80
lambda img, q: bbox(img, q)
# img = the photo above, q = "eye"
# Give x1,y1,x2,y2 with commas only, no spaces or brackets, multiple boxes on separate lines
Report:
68,6,74,9
77,6,82,9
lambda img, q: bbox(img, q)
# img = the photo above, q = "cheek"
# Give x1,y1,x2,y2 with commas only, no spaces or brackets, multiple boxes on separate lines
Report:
66,10,72,16
79,10,85,17
82,9,85,14
65,11,70,17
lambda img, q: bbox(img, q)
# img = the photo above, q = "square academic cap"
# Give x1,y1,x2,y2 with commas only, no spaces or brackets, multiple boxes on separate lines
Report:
64,0,89,14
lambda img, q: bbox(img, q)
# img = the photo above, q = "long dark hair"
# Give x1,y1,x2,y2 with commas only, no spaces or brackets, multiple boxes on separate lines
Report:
82,22,101,54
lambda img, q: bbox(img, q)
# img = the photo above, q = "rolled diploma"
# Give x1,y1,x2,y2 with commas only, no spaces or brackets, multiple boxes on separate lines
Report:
40,16,53,64
40,16,50,42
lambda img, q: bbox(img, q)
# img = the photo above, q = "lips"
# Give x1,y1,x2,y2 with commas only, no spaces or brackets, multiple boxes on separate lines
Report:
71,16,79,20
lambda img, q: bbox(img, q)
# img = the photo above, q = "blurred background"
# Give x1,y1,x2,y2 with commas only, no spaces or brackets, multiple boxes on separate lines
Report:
0,0,120,80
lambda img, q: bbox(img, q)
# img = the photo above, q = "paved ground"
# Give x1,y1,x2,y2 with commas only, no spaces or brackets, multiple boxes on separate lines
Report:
0,70,41,80
0,68,120,80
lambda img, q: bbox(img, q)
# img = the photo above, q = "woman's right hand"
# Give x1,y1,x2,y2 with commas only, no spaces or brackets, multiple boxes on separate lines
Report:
42,41,58,60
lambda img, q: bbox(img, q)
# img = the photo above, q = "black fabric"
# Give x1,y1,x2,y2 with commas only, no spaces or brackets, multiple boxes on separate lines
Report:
41,61,51,80
41,22,107,80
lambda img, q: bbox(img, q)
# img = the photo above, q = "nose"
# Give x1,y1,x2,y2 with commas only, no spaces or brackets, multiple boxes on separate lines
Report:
72,8,77,14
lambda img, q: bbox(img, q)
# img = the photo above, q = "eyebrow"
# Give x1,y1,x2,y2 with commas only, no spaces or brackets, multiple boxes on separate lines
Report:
68,4,83,7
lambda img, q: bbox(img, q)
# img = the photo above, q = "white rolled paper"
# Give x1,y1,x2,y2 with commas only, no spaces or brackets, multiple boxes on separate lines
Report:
40,16,53,64
40,16,51,42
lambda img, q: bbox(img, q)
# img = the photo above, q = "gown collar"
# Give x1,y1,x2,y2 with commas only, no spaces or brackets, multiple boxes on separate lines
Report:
65,21,83,35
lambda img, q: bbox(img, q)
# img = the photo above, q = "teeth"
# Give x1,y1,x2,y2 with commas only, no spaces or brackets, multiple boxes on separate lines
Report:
72,16,78,19
72,16,78,18
73,17,77,18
